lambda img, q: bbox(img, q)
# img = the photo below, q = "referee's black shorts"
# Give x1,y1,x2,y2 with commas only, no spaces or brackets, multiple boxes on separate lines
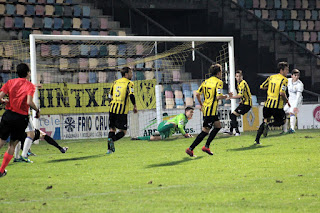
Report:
109,112,128,130
234,104,252,115
0,110,29,142
263,107,286,122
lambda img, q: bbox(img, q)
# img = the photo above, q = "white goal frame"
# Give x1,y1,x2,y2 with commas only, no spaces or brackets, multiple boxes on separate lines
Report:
29,35,236,133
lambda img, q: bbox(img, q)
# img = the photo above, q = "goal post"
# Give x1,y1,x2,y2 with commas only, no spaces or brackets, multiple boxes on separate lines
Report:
29,35,236,139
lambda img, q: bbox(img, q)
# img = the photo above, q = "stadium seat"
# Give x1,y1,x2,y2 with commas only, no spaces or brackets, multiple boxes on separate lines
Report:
73,5,81,17
291,10,297,19
190,82,199,91
91,18,99,30
281,0,288,8
108,58,116,67
300,21,307,30
43,72,52,84
118,44,126,55
88,72,97,83
145,61,153,69
90,45,99,56
16,4,25,15
60,58,68,70
64,6,73,17
51,45,60,56
73,18,81,29
307,21,314,30
126,58,135,69
24,17,33,29
117,58,126,68
100,18,108,30
61,45,70,56
54,5,63,16
83,6,90,17
276,10,283,19
54,18,63,30
14,17,24,29
136,71,145,80
78,72,88,84
260,0,267,8
6,4,15,15
295,0,301,8
305,10,311,20
302,0,308,8
82,18,90,29
44,17,53,29
144,71,155,80
286,20,293,31
172,70,181,82
98,71,107,83
293,20,300,30
172,84,181,91
89,58,98,69
22,30,31,39
79,58,89,69
45,5,54,16
0,4,5,15
62,30,71,35
252,0,259,8
135,58,144,69
41,44,50,57
136,45,144,55
303,32,310,41
35,5,44,16
306,43,313,52
100,31,109,36
165,98,175,109
311,10,318,20
283,10,290,20
254,10,262,18
156,71,163,82
313,43,320,54
4,17,14,29
99,46,107,56
2,59,12,71
26,5,35,16
63,17,72,29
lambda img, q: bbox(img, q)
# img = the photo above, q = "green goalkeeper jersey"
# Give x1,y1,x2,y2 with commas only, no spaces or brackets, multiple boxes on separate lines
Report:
166,113,189,136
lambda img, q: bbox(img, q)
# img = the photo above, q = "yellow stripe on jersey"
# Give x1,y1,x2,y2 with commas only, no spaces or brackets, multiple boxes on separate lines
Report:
109,77,134,114
237,80,252,106
261,74,288,109
197,76,223,116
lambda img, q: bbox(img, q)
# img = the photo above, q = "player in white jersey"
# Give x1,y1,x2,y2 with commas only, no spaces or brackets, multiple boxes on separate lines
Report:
282,69,303,133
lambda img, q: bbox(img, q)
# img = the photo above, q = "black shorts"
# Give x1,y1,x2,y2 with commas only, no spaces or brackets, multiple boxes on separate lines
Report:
263,107,286,122
235,104,251,115
109,112,128,130
0,110,29,142
203,115,220,129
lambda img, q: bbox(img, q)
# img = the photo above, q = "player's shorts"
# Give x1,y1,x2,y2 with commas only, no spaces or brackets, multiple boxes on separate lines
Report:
234,104,252,115
25,118,35,132
0,110,29,142
109,112,128,130
263,107,286,123
203,115,220,129
283,101,301,114
157,121,174,139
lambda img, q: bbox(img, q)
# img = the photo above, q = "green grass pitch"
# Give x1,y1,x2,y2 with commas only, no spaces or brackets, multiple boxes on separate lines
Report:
0,129,319,212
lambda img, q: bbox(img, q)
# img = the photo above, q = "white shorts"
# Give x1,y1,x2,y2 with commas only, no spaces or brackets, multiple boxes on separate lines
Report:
283,101,301,114
25,118,35,132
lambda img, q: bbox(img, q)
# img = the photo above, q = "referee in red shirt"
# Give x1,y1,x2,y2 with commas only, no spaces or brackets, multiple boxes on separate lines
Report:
0,63,40,177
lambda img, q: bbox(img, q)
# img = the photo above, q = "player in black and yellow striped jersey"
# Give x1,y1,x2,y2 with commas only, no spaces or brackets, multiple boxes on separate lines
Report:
107,67,138,154
224,70,252,136
255,62,290,144
186,64,233,157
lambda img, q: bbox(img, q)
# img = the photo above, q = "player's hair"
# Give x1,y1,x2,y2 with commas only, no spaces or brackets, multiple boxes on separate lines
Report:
236,70,243,75
121,67,131,77
185,107,194,112
292,69,300,75
277,61,288,72
17,63,30,78
209,64,222,76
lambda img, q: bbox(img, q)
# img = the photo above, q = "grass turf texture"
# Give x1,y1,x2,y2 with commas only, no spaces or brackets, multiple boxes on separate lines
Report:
0,129,319,212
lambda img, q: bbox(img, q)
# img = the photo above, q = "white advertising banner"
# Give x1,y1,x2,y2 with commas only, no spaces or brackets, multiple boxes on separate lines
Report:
61,113,109,139
297,104,320,129
38,115,61,140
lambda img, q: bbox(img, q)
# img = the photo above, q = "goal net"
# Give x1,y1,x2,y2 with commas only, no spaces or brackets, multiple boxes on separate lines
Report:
0,35,236,140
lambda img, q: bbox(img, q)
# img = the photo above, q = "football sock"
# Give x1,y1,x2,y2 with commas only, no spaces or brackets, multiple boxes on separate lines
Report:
205,127,221,148
44,135,63,150
282,119,288,132
21,137,33,158
189,131,208,150
14,142,21,159
290,115,296,130
255,122,265,142
0,152,13,173
137,136,150,140
112,131,125,142
107,132,116,149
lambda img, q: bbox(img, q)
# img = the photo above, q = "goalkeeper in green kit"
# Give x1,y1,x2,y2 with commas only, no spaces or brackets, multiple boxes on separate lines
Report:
131,107,194,141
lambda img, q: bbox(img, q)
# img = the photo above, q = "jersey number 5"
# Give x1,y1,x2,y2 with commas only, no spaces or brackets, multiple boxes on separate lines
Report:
115,86,121,97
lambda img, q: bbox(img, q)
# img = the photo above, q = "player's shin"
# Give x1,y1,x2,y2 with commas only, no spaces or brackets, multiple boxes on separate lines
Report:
205,128,221,148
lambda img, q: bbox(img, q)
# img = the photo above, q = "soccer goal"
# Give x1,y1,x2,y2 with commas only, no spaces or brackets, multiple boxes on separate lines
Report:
27,35,236,139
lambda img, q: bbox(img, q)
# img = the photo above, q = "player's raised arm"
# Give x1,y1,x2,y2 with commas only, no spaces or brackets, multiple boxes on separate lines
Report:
260,77,270,90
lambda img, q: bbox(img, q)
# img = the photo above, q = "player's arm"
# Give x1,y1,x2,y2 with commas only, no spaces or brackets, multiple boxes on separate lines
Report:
260,77,270,90
196,83,204,108
216,81,232,100
280,79,290,107
108,84,114,103
176,115,191,138
27,95,40,118
0,91,9,104
129,82,137,113
293,82,304,108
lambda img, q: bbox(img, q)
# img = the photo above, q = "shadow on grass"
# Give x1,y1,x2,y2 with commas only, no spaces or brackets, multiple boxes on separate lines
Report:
47,154,105,163
227,144,272,152
146,156,204,168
